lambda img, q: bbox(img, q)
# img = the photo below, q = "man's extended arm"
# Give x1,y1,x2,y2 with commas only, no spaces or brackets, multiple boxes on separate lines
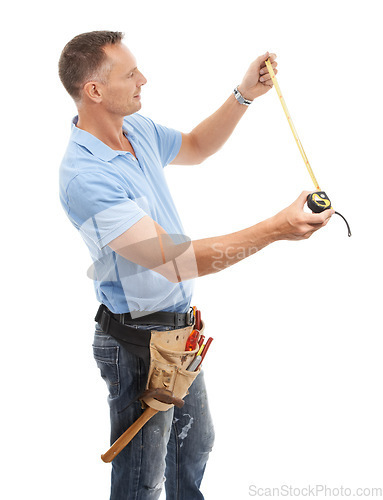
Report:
108,191,334,283
171,52,277,165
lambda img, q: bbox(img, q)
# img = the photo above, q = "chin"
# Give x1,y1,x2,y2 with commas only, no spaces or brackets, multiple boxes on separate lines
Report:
124,102,141,116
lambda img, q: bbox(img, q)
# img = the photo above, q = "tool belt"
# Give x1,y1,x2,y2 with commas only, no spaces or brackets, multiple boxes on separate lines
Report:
94,304,203,411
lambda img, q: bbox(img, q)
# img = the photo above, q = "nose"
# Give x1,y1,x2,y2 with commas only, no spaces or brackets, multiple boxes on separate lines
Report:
137,71,147,87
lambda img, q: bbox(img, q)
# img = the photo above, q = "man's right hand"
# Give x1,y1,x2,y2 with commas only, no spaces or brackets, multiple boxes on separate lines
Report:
268,191,334,241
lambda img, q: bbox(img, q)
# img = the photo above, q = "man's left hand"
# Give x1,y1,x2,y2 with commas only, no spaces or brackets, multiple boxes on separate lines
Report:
238,51,278,101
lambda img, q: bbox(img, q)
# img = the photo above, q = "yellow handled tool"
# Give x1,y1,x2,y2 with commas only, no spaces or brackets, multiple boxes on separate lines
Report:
264,58,351,236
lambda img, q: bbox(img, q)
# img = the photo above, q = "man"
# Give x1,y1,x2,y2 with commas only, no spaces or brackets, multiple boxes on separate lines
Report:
58,31,333,499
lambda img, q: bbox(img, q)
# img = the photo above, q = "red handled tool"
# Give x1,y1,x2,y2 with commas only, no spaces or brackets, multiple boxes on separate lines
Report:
185,329,200,351
195,309,202,330
199,337,213,364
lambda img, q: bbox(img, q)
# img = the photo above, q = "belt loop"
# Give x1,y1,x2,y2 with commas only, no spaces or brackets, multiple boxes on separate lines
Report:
120,313,125,324
175,312,181,327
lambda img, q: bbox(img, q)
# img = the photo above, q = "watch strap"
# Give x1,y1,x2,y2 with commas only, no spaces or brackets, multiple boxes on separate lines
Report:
233,85,253,106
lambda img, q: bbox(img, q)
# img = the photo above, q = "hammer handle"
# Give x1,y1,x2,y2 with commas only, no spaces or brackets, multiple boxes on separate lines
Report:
101,407,158,463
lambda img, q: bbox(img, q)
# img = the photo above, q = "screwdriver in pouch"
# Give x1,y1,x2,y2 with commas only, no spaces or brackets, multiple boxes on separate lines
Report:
185,329,200,351
186,337,214,371
195,309,202,330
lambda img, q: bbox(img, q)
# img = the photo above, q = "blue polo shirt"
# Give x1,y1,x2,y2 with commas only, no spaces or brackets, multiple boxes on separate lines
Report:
59,113,194,314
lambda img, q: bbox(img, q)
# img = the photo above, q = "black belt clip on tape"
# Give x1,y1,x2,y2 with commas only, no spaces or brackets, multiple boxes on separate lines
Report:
307,191,352,237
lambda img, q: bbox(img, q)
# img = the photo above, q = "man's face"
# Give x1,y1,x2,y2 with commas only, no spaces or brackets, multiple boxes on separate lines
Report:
97,43,147,116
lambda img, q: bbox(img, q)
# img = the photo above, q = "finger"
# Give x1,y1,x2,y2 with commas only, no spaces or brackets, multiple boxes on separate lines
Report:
260,69,278,82
303,229,316,239
260,52,276,61
309,219,330,235
301,216,330,239
307,209,334,223
322,216,332,226
257,51,275,69
258,51,270,64
260,61,278,74
297,190,315,208
305,209,335,226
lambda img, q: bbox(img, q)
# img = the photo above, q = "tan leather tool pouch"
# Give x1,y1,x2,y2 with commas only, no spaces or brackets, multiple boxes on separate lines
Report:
141,321,205,411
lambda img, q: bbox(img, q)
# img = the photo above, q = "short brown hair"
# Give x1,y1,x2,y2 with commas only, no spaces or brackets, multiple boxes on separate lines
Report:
58,30,124,102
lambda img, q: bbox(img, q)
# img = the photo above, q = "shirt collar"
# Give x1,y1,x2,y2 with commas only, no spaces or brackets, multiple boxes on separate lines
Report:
70,116,136,162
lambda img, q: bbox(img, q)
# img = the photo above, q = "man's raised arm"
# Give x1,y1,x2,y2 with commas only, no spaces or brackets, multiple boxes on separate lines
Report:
171,52,277,166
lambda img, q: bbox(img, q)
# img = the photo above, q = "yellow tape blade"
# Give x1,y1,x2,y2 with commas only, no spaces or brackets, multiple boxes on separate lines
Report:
265,58,320,191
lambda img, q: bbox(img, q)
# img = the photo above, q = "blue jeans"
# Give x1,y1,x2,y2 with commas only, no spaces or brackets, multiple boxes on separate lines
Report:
93,323,215,499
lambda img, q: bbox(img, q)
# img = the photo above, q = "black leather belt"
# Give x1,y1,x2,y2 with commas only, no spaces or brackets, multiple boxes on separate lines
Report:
96,304,194,328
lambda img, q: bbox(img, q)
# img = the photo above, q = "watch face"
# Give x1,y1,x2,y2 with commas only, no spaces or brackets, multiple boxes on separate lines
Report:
234,87,243,103
234,88,251,106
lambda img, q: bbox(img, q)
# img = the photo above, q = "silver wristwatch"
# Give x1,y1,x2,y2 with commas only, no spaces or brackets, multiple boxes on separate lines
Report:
233,85,253,106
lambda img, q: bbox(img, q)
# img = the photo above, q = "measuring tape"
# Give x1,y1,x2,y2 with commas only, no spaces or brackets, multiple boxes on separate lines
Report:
264,58,351,237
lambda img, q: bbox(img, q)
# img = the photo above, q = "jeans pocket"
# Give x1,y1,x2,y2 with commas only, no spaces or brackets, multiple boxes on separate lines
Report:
93,344,120,399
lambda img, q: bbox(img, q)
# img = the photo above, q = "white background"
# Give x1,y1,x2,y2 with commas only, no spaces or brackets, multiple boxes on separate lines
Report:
1,0,382,498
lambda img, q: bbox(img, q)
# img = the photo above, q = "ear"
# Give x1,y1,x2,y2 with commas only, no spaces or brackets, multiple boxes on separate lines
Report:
82,81,103,103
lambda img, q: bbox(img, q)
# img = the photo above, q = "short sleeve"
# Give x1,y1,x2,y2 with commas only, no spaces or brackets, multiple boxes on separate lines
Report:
151,121,182,167
66,172,147,249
